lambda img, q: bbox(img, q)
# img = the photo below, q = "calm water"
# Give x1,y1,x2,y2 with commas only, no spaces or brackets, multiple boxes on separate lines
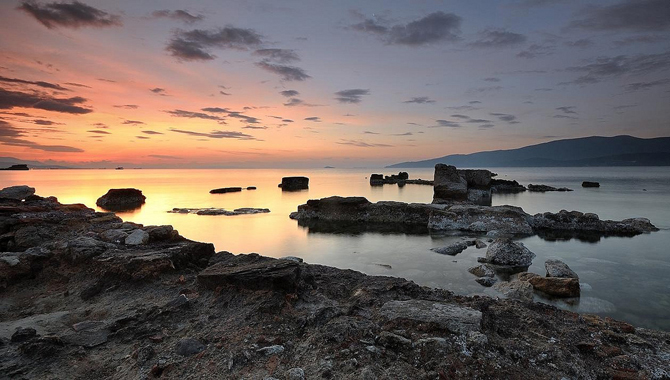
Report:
2,167,669,331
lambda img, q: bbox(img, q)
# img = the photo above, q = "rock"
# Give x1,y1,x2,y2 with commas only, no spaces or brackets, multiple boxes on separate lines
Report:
61,237,114,262
483,238,536,267
475,239,487,249
257,345,285,355
145,225,178,242
287,367,305,380
429,205,534,235
545,259,579,279
433,164,468,202
466,331,489,347
1,164,29,171
99,229,128,243
61,329,108,348
431,242,469,256
246,186,257,190
209,187,242,194
532,210,658,235
528,184,573,192
11,327,37,342
96,188,146,211
493,281,534,302
490,179,526,193
458,169,492,188
466,188,492,206
176,338,205,356
475,277,497,287
125,229,149,245
377,331,412,349
468,264,495,278
198,255,301,293
370,174,384,186
280,256,303,263
0,185,35,200
137,345,155,363
72,320,105,332
379,300,482,334
527,276,580,297
281,176,309,191
169,207,270,216
582,181,600,188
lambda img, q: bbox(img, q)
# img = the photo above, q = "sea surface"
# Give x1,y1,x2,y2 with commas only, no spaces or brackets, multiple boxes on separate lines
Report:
2,167,669,331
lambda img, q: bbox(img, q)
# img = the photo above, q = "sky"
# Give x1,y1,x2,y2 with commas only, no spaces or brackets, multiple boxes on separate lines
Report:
0,0,669,168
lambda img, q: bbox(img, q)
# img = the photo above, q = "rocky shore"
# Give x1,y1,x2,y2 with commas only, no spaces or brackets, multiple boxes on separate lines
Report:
1,187,670,379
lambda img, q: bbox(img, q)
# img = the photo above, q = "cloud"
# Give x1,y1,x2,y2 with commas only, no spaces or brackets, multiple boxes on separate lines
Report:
535,88,553,91
565,39,593,48
468,86,503,93
392,132,413,136
0,75,69,91
570,0,670,32
122,120,144,125
141,130,163,135
516,43,555,59
484,77,501,82
200,107,229,113
451,114,470,119
149,154,182,159
150,87,167,95
0,120,83,152
490,112,519,123
227,112,259,124
219,91,231,96
562,51,670,84
478,124,495,129
556,106,577,114
337,139,392,148
170,128,256,140
167,27,263,61
242,125,268,129
253,49,300,63
166,109,226,121
0,88,92,114
92,122,108,128
352,12,462,46
403,96,435,104
18,1,121,29
280,90,299,97
113,104,139,109
304,116,321,122
283,98,311,107
152,10,203,24
432,119,462,128
553,114,578,119
32,119,60,125
513,0,572,8
136,136,150,140
613,35,667,47
470,29,527,48
87,130,110,134
466,118,492,124
255,61,310,81
363,131,380,135
334,89,370,104
624,78,670,92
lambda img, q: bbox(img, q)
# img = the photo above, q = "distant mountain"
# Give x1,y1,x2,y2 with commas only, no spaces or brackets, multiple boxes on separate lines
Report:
387,135,670,168
0,157,70,169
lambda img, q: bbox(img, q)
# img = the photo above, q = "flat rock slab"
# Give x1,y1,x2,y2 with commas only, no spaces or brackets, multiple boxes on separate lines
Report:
198,258,301,292
61,329,109,348
379,300,481,334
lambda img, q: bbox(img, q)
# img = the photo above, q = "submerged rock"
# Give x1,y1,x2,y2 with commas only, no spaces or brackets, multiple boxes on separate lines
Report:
210,187,242,194
527,184,573,192
482,238,535,267
431,242,469,256
281,176,309,191
0,185,35,200
96,188,146,211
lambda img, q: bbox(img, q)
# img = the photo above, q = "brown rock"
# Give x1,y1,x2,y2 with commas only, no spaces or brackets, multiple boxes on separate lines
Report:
527,276,580,297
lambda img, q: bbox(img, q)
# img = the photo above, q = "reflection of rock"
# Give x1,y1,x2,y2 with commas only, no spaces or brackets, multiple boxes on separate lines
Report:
545,259,578,279
169,208,270,216
582,181,600,188
281,176,309,191
96,188,146,211
210,187,242,194
527,184,572,192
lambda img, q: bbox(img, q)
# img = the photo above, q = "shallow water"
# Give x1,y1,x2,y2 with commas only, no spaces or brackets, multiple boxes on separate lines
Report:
2,167,669,330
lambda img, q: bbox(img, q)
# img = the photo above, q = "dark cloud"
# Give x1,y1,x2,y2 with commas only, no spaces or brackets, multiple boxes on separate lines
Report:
122,120,145,125
446,105,477,111
31,119,61,125
170,128,256,140
337,139,392,148
451,114,470,119
403,96,435,104
562,51,670,84
513,0,572,8
469,100,482,104
92,122,108,128
150,87,166,94
517,43,555,59
253,49,300,63
227,112,259,124
0,88,92,114
466,118,492,123
141,130,164,135
255,61,310,81
304,116,321,122
363,131,380,135
166,109,225,121
478,124,495,129
282,119,293,122
613,35,667,47
280,90,299,97
432,119,462,128
570,0,670,32
334,89,370,104
201,107,229,113
624,78,670,92
167,27,263,61
283,98,304,107
484,77,501,82
113,104,138,109
565,39,593,48
490,113,519,123
353,12,462,46
152,10,203,24
0,75,69,91
470,29,527,48
64,82,91,88
219,91,231,96
242,125,268,129
553,114,578,119
87,130,110,134
468,86,503,93
18,1,121,29
136,136,150,140
392,132,413,136
149,154,182,159
0,120,83,152
556,106,577,114
535,88,553,91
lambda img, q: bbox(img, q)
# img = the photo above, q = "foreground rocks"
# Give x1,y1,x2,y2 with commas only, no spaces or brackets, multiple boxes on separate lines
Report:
1,189,669,379
96,188,146,211
0,185,35,200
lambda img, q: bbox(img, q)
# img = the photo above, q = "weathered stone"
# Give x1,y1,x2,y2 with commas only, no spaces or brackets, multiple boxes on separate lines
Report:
257,344,285,355
545,259,579,279
377,331,412,349
475,277,497,287
209,187,242,194
0,185,35,200
287,367,305,380
169,207,270,216
125,229,149,245
582,181,600,188
468,264,495,278
72,320,105,332
380,300,481,334
145,225,178,242
531,210,658,235
370,174,384,186
528,276,580,297
458,169,492,188
483,238,535,266
61,237,114,262
96,188,146,211
528,184,572,192
433,164,468,202
475,239,487,249
428,205,534,234
198,255,301,292
99,229,128,243
176,338,205,356
11,327,37,342
466,188,492,206
493,281,534,302
61,329,108,347
281,176,309,191
431,242,469,256
490,179,526,193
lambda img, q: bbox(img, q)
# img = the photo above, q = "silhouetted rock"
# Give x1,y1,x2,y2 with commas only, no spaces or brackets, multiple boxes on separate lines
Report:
246,186,257,190
0,185,35,200
490,179,527,193
281,176,309,191
169,207,270,216
1,164,29,170
96,188,146,211
582,181,600,188
370,174,384,186
531,210,658,235
433,164,468,202
528,184,573,192
210,187,242,194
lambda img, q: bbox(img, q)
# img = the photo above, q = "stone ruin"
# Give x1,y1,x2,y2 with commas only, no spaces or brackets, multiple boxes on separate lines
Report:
433,164,492,206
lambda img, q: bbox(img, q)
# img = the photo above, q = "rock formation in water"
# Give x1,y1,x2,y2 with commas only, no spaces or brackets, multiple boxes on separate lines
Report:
527,184,573,192
280,176,309,191
96,188,146,211
582,181,600,188
0,186,669,378
209,187,242,194
433,165,492,205
169,207,270,216
491,179,527,193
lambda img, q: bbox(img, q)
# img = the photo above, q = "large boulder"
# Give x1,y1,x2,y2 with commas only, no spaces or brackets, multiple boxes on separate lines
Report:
490,179,526,194
524,274,580,298
458,169,492,188
483,238,535,267
433,164,468,202
96,188,146,211
428,205,533,234
281,176,309,191
531,210,658,235
545,259,578,279
0,185,35,200
198,254,301,293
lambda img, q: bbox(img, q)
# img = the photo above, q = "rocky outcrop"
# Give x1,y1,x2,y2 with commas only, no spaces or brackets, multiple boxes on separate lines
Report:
531,210,658,235
528,184,573,192
582,181,600,188
0,185,35,200
280,176,309,191
518,272,581,298
430,240,473,256
428,204,534,234
490,179,527,193
369,174,384,186
433,164,468,202
1,164,29,171
96,188,146,211
480,238,536,267
169,207,270,216
369,172,422,186
210,187,242,194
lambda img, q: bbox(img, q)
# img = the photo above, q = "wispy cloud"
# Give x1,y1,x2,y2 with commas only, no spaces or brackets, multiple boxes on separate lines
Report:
18,1,121,29
334,89,370,104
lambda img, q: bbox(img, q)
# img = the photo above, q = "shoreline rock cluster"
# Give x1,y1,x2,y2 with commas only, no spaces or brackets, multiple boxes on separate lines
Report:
1,186,669,379
168,207,270,216
369,172,434,187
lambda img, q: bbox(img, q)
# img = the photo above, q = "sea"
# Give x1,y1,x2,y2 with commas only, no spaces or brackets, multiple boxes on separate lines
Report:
2,167,669,331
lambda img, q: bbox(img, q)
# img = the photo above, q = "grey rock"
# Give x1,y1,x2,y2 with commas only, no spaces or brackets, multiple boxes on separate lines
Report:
137,345,155,363
99,229,128,243
125,229,149,245
145,225,177,242
281,256,303,263
466,331,489,347
72,320,105,332
433,164,468,202
475,277,497,287
475,239,487,249
257,344,285,355
11,327,37,342
176,338,205,356
164,294,189,309
62,237,114,262
380,299,481,334
483,238,535,267
493,281,534,302
531,210,658,235
428,205,533,234
198,256,301,293
287,367,305,380
376,331,412,349
0,185,35,200
468,264,495,278
582,181,600,188
61,329,108,348
545,259,579,279
458,169,492,188
431,242,469,256
169,207,270,216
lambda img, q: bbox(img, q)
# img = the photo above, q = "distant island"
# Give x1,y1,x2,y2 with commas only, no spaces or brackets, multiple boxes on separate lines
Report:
387,135,670,168
0,164,29,171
